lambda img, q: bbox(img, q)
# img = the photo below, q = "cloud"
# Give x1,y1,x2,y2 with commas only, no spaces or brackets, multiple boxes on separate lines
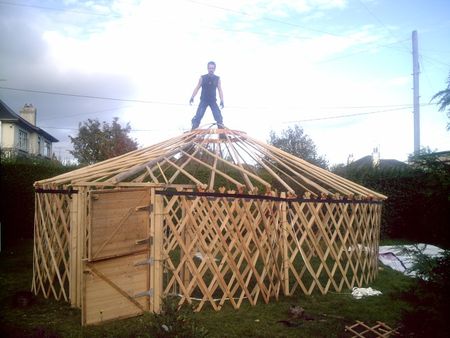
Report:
1,0,447,165
0,0,387,161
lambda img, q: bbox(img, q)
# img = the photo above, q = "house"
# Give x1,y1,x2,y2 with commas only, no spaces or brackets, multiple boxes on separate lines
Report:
348,155,410,170
0,99,58,158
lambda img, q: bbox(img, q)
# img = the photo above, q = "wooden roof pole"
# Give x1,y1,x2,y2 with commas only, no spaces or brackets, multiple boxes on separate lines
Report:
278,149,385,198
132,172,146,183
179,150,244,188
232,132,301,194
167,132,213,184
222,133,255,191
196,143,272,189
42,147,169,185
236,140,316,195
276,143,385,197
111,142,195,184
265,151,335,195
36,132,191,185
208,142,219,190
249,136,386,198
244,138,332,195
36,148,145,185
164,158,207,189
269,148,370,197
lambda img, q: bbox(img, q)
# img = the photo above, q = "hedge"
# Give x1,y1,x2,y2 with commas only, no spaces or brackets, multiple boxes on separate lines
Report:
0,156,76,248
334,158,450,248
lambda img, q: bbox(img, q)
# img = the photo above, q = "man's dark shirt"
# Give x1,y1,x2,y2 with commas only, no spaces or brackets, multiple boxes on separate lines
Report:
200,74,219,102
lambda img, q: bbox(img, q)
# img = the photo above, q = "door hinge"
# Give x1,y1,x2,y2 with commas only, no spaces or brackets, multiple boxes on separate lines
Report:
134,257,154,266
135,236,153,246
134,289,153,298
135,204,153,212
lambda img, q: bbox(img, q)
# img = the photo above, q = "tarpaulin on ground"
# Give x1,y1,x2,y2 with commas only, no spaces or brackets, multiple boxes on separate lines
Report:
378,244,445,277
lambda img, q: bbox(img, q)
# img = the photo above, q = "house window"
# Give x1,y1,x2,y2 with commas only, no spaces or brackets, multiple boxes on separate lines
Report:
38,136,42,155
44,141,51,157
18,129,28,151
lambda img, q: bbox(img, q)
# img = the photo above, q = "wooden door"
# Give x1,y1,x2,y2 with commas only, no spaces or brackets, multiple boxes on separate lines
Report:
82,189,152,325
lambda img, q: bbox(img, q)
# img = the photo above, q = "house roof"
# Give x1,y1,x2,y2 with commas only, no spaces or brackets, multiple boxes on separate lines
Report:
349,155,409,170
36,127,386,200
0,99,58,142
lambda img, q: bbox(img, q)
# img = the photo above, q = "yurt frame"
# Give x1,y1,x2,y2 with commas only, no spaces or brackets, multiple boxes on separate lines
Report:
32,128,385,325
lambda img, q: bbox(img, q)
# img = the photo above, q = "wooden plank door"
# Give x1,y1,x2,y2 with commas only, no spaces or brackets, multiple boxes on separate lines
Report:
82,189,152,325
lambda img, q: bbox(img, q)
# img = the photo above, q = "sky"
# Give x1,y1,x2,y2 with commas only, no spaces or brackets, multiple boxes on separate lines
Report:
0,0,449,165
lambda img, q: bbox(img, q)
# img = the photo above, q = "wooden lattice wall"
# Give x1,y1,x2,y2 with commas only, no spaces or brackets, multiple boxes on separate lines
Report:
32,190,71,301
32,187,381,324
160,191,381,310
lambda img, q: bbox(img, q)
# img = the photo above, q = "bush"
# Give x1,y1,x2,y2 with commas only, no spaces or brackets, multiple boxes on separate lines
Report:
333,155,450,248
0,156,77,247
397,248,450,337
148,295,208,338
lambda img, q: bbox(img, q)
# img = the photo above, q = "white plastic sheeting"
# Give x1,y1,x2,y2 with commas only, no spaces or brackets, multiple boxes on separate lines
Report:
351,287,382,299
378,244,444,277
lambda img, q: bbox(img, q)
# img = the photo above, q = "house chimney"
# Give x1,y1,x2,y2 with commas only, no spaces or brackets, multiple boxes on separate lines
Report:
372,147,380,167
20,103,37,125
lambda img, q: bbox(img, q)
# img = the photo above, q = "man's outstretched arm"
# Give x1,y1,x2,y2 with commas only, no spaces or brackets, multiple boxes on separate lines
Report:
218,78,224,108
190,77,202,104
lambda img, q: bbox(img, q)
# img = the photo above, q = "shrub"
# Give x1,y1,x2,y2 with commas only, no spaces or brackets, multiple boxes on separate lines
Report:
148,295,208,338
397,248,450,337
0,156,77,246
333,156,450,248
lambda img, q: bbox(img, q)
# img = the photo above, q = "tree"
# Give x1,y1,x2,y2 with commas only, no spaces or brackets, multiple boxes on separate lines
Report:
268,125,328,169
431,72,450,130
69,117,138,165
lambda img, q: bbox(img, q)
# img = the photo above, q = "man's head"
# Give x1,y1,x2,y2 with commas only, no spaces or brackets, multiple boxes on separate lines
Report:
207,61,216,75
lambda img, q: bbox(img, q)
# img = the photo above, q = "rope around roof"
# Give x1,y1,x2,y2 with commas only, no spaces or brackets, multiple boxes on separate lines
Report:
35,127,386,200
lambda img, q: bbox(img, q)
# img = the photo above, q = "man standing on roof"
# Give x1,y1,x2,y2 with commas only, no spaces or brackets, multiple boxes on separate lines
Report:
189,61,224,130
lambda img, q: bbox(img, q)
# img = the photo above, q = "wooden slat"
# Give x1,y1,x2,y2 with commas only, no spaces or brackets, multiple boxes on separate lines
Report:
90,189,150,260
83,254,148,325
151,190,164,313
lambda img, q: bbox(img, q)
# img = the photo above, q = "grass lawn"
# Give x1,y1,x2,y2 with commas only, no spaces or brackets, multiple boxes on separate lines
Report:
0,238,414,337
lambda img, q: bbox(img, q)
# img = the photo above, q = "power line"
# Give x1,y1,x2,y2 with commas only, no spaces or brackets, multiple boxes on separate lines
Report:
0,0,120,17
315,103,413,109
39,105,132,122
419,54,450,68
317,38,410,64
2,0,423,66
0,86,187,106
187,0,356,39
41,125,181,132
41,126,78,131
419,55,437,94
283,104,433,124
186,0,416,62
0,0,375,47
0,0,339,39
2,85,425,112
356,0,410,52
39,104,435,131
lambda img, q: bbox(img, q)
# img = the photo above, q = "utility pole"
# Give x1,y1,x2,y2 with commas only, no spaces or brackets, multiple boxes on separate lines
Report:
412,30,420,153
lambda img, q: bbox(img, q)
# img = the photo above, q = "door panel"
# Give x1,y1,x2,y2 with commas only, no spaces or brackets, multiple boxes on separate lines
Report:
89,189,151,260
84,253,149,325
83,189,151,325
